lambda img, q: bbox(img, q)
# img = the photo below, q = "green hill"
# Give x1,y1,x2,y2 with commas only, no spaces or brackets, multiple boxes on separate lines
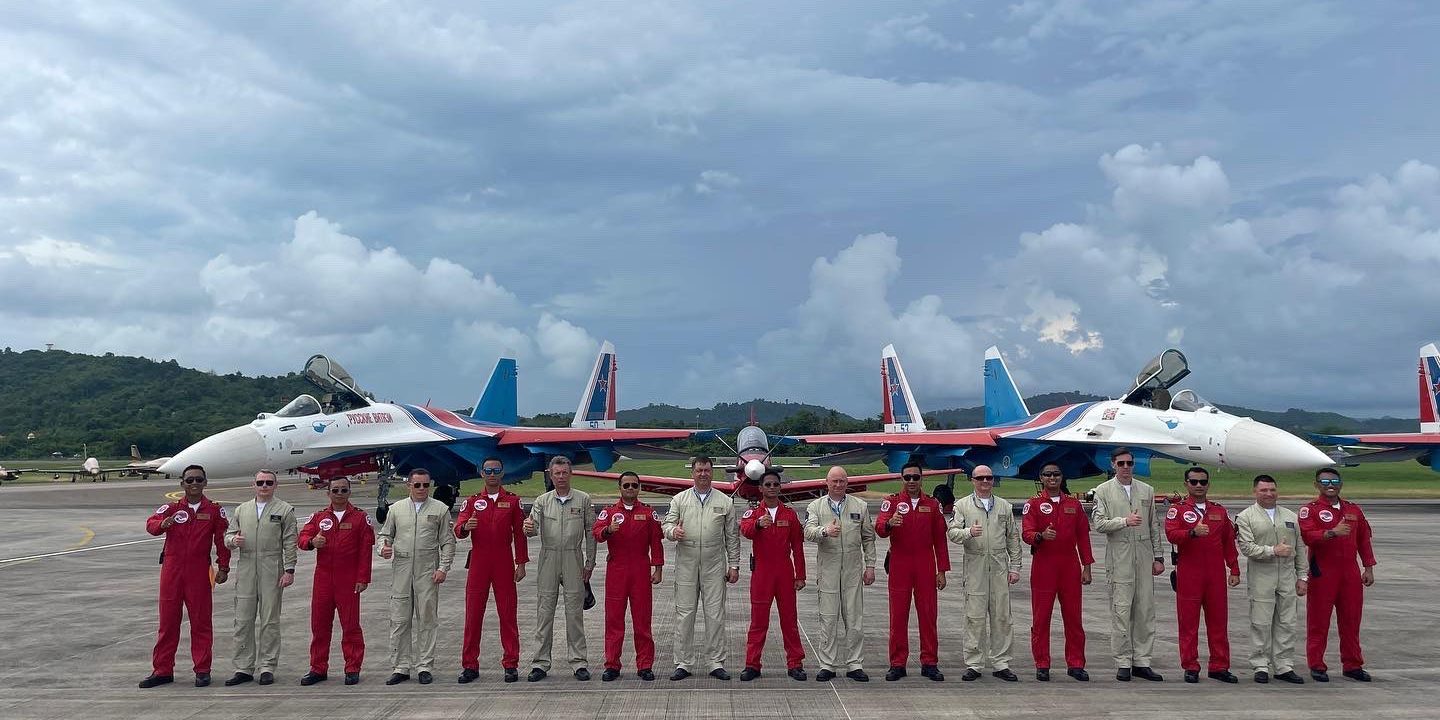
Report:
0,348,311,459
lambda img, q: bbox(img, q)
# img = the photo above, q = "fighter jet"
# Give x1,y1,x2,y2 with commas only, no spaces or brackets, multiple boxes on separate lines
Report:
799,344,1333,481
1313,342,1440,471
158,343,702,513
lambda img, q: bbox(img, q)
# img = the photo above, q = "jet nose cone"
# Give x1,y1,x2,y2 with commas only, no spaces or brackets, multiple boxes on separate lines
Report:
744,459,767,481
1224,419,1334,471
160,426,269,479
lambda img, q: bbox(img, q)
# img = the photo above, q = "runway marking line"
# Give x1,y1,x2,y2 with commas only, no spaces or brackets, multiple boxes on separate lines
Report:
0,525,98,567
795,604,855,720
0,535,160,567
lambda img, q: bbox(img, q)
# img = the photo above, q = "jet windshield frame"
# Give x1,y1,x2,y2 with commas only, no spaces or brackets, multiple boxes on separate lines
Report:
302,354,372,412
1121,348,1191,407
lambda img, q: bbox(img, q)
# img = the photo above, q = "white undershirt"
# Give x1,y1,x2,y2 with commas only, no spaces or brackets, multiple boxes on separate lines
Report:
1049,496,1061,503
623,504,635,511
696,492,710,505
1195,502,1207,514
557,493,571,505
766,506,778,521
188,502,201,512
1122,484,1132,500
255,501,268,519
1265,507,1276,522
980,497,994,513
334,509,346,522
487,492,499,501
412,500,425,514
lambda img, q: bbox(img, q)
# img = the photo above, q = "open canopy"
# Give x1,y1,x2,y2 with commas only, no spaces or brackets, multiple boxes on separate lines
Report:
1120,349,1191,407
301,354,371,413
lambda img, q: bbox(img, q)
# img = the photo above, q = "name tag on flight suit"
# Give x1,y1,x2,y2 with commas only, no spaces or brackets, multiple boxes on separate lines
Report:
635,514,648,521
712,506,726,514
568,507,579,515
918,506,931,513
269,515,282,523
197,513,211,520
340,523,352,529
778,520,790,527
1208,513,1220,521
849,513,861,522
1284,521,1295,528
1345,514,1357,521
1064,506,1076,514
498,502,511,508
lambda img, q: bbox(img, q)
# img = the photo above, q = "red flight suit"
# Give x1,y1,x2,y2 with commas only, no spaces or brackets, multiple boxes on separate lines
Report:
455,489,529,670
875,492,950,669
1298,497,1376,672
146,497,231,676
593,501,664,671
1021,493,1093,670
299,503,374,674
739,502,807,671
1165,499,1240,672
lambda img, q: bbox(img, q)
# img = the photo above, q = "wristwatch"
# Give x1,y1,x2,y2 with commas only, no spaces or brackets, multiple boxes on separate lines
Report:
285,569,295,574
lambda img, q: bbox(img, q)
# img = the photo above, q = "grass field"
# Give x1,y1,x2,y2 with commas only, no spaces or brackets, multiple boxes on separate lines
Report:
9,456,1438,501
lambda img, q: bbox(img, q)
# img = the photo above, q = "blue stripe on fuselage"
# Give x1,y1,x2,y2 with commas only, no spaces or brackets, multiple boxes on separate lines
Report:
397,405,498,440
1001,402,1096,440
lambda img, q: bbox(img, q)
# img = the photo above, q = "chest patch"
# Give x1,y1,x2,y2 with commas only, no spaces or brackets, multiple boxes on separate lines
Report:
1318,510,1334,523
319,518,335,531
613,513,626,525
473,499,488,512
1039,503,1053,515
173,510,191,525
897,503,911,515
1182,511,1198,524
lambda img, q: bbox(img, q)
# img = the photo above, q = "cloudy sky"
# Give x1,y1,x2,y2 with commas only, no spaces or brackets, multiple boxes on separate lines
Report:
3,1,1438,418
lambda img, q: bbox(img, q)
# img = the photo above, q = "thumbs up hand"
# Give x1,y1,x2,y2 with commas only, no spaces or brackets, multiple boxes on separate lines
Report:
233,530,245,549
1273,540,1293,558
311,533,327,548
1041,523,1057,541
968,520,982,537
1194,521,1210,537
1125,512,1142,527
825,519,840,538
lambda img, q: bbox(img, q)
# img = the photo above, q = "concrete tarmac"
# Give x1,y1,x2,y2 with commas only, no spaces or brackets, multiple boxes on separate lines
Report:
0,477,1435,718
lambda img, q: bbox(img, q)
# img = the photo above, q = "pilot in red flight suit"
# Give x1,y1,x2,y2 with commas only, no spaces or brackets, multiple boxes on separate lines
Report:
738,470,808,681
298,477,374,686
1298,469,1377,682
1021,463,1094,682
592,471,665,681
140,466,231,688
875,462,950,682
455,457,529,684
1164,467,1241,683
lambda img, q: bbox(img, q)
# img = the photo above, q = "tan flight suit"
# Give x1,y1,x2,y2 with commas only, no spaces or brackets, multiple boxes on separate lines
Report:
225,498,298,676
1091,477,1165,668
662,487,741,672
803,494,876,673
526,489,596,672
377,497,455,675
1235,503,1308,675
946,493,1022,671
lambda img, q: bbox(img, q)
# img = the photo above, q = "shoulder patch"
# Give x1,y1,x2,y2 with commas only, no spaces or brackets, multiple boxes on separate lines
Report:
218,506,228,520
155,504,169,515
742,509,754,519
597,509,608,522
1166,507,1179,520
1022,502,1031,515
1298,506,1310,520
880,500,892,513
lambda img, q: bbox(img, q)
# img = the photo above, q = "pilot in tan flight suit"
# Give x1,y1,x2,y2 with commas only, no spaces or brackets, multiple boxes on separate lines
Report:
662,456,742,681
803,467,877,682
223,470,298,687
524,456,597,681
946,466,1022,681
1090,448,1167,682
1235,474,1308,684
377,469,456,686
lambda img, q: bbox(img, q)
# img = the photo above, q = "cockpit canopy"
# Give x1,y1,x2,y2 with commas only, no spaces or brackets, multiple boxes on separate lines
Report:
737,426,769,453
274,394,323,418
301,354,371,413
1121,349,1191,408
1168,389,1213,412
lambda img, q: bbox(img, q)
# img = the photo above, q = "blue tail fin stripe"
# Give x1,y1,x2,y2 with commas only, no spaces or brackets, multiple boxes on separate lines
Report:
471,358,519,426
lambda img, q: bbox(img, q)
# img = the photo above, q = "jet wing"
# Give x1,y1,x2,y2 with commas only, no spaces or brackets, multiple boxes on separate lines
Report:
799,430,998,447
572,468,956,503
1312,432,1440,446
494,428,698,446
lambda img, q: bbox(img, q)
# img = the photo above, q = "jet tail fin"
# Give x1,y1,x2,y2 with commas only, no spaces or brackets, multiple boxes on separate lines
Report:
572,341,618,429
984,346,1030,426
130,444,142,462
471,357,519,425
1420,342,1439,434
881,344,927,433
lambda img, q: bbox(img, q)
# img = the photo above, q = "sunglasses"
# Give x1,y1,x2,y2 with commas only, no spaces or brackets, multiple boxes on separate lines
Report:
972,475,994,481
1040,471,1062,477
411,482,431,489
182,477,206,484
901,474,922,481
1186,478,1209,486
619,483,640,489
1318,478,1342,486
481,468,503,475
255,480,275,487
761,481,782,487
1114,460,1135,467
330,486,350,494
